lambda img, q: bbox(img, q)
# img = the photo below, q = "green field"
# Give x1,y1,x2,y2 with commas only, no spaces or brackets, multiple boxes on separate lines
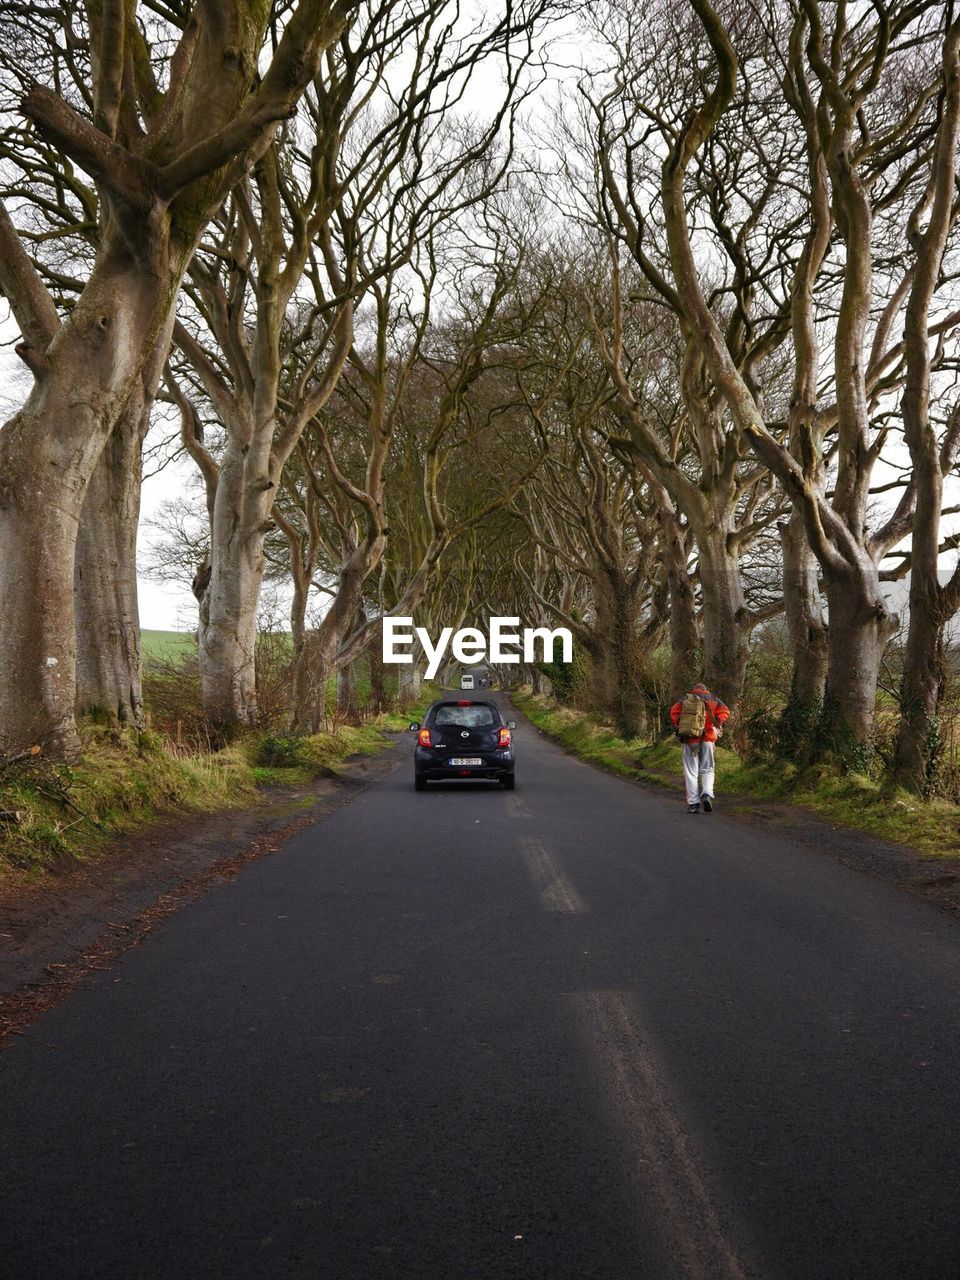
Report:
141,630,196,661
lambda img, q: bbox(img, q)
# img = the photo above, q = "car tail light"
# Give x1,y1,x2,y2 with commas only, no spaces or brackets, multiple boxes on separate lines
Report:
418,727,432,747
498,726,512,748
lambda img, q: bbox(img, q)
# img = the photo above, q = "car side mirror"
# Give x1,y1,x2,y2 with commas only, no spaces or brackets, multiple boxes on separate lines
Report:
408,721,421,731
508,721,517,729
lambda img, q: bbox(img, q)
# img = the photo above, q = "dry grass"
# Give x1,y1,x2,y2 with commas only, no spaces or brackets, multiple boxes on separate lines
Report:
0,724,254,874
0,708,421,877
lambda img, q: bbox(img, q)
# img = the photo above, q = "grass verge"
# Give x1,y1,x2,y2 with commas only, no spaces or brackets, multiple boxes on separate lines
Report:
512,689,960,859
140,629,198,662
250,709,418,784
0,709,421,877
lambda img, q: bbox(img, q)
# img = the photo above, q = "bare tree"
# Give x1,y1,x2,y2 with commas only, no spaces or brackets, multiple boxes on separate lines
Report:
162,0,554,733
286,219,554,731
516,422,667,736
892,9,960,789
584,0,958,757
0,0,354,758
555,33,792,709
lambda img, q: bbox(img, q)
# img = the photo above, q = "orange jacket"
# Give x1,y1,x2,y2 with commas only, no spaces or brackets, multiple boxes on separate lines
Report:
669,688,730,744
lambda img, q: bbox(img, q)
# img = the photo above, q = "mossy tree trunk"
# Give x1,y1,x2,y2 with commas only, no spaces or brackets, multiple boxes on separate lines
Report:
777,511,827,754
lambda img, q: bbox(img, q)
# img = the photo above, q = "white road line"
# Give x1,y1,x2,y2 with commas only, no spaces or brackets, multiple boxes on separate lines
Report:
519,836,586,914
507,794,532,818
572,989,753,1280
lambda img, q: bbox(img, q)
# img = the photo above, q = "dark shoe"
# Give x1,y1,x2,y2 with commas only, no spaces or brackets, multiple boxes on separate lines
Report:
687,803,700,814
701,795,714,812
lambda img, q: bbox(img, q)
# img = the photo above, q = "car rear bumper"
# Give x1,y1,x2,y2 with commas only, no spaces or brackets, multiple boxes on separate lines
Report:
417,766,513,781
414,747,514,781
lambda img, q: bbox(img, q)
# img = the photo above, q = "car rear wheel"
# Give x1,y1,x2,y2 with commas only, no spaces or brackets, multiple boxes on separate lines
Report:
414,775,427,791
501,773,516,790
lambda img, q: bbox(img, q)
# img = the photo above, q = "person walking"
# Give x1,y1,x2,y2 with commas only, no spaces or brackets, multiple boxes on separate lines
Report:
669,682,730,813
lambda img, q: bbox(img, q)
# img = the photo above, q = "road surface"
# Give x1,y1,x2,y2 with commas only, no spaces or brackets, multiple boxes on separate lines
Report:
3,695,960,1279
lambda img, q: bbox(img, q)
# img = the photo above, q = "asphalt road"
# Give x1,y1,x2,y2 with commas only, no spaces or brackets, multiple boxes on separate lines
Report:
3,694,960,1279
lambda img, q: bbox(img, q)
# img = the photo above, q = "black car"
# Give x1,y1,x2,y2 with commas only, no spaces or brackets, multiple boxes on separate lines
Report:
410,699,517,790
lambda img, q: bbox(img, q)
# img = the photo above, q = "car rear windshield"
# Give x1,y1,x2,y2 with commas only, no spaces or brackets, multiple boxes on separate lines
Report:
432,703,496,728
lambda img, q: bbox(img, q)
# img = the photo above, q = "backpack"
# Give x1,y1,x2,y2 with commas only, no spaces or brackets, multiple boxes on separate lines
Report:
677,692,708,740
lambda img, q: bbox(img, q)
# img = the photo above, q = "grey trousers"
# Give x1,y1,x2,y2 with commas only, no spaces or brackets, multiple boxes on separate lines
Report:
682,741,715,805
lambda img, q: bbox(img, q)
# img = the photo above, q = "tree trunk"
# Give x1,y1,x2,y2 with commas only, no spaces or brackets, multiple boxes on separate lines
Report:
290,631,334,734
74,401,146,728
697,530,748,709
0,474,85,758
530,666,551,696
336,661,359,722
610,597,645,739
611,661,644,739
0,256,171,758
336,607,369,723
778,510,827,754
368,632,385,714
340,606,370,721
659,503,699,702
290,556,381,734
890,396,950,788
891,22,960,789
893,589,944,793
584,627,613,722
0,0,348,761
73,319,173,729
196,443,267,733
397,662,422,706
285,544,313,723
291,586,355,732
818,571,898,763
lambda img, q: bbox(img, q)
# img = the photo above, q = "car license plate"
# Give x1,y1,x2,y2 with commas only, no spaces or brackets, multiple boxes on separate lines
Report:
449,757,483,766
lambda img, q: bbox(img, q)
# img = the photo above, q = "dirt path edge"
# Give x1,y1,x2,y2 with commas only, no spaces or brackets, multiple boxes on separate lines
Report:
0,741,405,1049
507,696,960,921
